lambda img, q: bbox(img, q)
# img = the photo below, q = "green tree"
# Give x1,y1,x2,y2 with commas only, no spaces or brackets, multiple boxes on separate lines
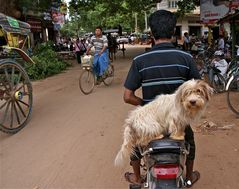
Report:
176,0,200,17
60,21,78,37
68,0,153,33
67,0,201,33
16,0,52,11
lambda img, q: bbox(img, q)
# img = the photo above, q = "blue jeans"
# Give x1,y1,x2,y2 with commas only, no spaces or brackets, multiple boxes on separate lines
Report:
93,51,109,77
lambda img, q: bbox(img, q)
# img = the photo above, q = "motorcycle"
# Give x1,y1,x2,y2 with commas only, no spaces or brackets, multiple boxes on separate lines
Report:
130,138,189,189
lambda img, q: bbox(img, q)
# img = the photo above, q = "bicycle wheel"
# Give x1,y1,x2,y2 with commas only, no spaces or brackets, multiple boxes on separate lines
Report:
212,73,226,93
0,59,33,134
103,64,114,86
79,69,95,95
227,75,239,116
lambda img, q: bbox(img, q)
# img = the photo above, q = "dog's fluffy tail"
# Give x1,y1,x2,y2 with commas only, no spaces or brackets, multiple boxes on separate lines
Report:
114,126,134,167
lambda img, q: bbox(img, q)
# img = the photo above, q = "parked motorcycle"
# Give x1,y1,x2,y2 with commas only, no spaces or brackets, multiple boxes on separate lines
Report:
130,138,189,189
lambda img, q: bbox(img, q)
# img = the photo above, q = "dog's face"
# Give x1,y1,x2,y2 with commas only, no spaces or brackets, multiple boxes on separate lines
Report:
176,80,214,114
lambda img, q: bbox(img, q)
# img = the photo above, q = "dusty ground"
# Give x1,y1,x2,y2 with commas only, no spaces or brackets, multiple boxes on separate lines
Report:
0,45,239,189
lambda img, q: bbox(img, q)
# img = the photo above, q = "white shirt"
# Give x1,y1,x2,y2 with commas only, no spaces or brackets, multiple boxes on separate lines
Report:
212,58,228,76
218,38,225,50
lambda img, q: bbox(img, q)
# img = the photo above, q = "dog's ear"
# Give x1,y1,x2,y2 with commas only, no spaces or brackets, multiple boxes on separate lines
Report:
199,80,214,101
175,82,185,105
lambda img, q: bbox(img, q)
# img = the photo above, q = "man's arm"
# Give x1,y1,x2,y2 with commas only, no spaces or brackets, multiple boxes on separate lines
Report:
86,47,91,55
123,88,143,106
98,46,107,56
86,37,93,55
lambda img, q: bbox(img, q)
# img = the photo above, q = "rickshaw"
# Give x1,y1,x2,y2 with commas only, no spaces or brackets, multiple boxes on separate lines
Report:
0,13,34,134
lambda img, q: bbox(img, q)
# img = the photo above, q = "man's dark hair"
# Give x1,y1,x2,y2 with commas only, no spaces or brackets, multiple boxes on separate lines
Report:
149,10,176,40
95,26,102,31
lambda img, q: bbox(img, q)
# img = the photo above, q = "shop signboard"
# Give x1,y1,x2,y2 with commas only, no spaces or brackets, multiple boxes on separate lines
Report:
230,0,239,10
201,0,239,23
52,12,65,31
200,0,229,23
27,19,42,32
51,0,65,31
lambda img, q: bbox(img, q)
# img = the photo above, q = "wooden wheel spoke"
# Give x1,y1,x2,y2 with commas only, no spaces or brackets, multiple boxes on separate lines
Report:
15,100,26,118
16,83,24,92
14,72,22,90
13,102,21,125
0,89,4,99
1,100,11,125
2,80,10,92
10,101,14,128
0,100,8,110
4,67,12,88
22,92,30,96
18,100,30,107
11,67,15,87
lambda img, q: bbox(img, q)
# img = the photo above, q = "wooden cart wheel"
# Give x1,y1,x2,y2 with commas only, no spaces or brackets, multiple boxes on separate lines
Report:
0,59,33,134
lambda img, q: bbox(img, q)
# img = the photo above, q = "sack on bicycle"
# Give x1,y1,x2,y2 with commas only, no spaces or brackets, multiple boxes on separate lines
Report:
81,54,93,66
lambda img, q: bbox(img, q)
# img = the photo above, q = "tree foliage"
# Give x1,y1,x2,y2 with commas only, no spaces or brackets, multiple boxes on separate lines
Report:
26,42,68,80
16,0,52,11
68,0,160,33
176,0,200,17
68,0,200,33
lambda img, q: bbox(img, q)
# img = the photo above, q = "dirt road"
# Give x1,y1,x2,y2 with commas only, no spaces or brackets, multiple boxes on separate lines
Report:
0,45,239,189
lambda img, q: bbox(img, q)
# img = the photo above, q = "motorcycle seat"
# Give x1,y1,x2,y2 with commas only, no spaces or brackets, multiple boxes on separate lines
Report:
147,139,186,154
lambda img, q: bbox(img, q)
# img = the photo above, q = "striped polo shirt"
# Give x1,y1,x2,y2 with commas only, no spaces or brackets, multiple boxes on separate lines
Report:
88,35,108,54
124,42,200,104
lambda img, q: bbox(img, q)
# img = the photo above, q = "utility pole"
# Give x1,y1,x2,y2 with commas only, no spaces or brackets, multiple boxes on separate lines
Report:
145,11,148,31
135,13,138,33
74,12,81,37
157,3,160,10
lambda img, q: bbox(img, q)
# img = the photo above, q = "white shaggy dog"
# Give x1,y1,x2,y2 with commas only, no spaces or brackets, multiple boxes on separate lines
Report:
115,79,213,166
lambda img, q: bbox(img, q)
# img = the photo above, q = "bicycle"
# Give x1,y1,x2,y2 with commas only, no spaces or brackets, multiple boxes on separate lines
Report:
226,62,239,116
79,54,114,95
199,61,226,93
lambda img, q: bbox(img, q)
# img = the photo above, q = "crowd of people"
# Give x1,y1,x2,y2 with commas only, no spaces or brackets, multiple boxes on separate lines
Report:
182,32,208,53
180,28,239,85
54,33,119,64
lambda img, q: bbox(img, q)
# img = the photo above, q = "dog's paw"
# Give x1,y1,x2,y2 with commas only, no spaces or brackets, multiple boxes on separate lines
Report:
169,134,185,140
155,134,164,140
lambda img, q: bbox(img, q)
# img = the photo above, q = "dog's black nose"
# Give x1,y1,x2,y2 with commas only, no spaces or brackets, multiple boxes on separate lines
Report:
190,100,196,105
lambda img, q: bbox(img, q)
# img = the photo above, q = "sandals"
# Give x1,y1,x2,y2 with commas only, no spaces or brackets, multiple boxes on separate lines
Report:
185,171,200,188
124,172,144,185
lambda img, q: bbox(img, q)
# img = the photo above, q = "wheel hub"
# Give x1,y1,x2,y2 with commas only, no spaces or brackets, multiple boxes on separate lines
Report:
14,91,23,100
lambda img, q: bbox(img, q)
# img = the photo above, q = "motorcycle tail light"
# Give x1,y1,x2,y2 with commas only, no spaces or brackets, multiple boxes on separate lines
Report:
152,164,179,179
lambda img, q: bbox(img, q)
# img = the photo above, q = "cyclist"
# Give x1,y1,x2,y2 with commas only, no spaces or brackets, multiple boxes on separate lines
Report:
86,26,109,84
